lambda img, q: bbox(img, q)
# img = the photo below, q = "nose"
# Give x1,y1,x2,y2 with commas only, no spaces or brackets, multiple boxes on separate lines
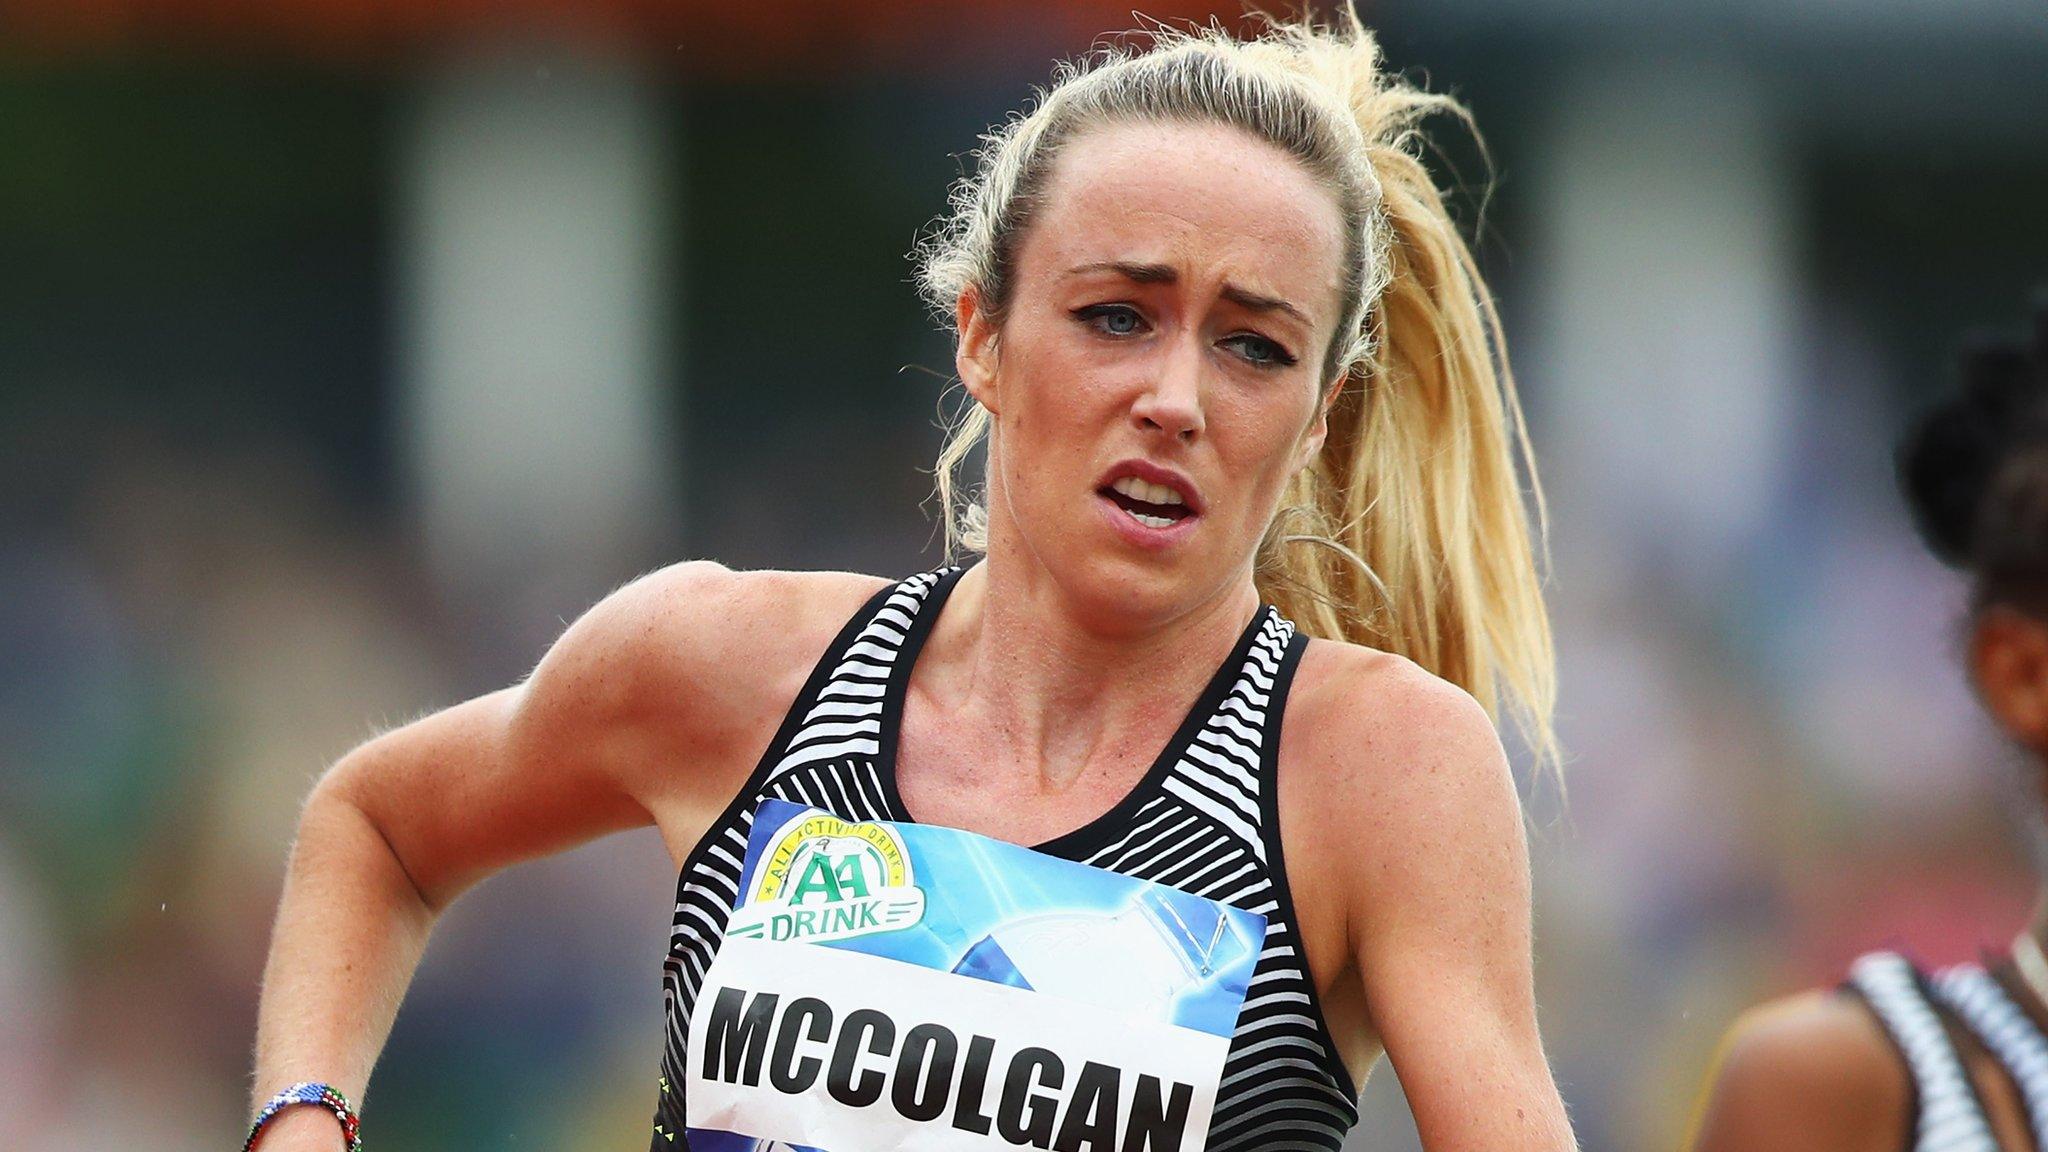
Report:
1131,336,1205,444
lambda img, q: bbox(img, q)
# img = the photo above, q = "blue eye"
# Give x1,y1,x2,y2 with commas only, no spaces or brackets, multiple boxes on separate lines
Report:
1075,304,1146,337
1222,333,1297,368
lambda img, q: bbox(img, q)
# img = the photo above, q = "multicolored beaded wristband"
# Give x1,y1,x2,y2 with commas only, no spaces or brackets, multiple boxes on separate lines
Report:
243,1082,362,1152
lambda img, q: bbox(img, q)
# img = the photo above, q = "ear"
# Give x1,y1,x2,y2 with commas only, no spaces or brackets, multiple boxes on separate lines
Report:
1971,606,2048,751
954,287,1002,414
1293,370,1348,472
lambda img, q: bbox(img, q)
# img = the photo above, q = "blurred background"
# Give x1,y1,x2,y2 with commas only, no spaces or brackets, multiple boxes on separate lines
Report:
3,1,2047,1149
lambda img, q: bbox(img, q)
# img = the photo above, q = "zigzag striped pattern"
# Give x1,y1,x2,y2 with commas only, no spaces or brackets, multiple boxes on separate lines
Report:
1849,952,2000,1152
1935,963,2048,1150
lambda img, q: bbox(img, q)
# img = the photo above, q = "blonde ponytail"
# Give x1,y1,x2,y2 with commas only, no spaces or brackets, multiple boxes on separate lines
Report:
1257,15,1557,774
918,12,1558,775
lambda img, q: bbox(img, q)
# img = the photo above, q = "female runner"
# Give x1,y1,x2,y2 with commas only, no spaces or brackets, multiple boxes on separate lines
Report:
1690,299,2048,1152
245,14,1575,1152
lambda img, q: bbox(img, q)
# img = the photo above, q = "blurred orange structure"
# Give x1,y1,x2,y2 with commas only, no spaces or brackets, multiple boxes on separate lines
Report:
0,0,1271,71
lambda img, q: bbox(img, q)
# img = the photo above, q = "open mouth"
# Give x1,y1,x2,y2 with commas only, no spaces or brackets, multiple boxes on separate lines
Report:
1099,476,1195,530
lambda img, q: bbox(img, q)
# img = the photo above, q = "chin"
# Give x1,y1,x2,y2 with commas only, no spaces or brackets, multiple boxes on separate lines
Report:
1051,548,1233,632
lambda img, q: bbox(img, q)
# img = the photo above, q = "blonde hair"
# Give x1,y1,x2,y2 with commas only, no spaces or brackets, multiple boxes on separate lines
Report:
916,11,1558,773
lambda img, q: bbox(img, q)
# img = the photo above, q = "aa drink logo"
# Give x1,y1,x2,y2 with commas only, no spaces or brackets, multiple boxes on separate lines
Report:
727,811,927,945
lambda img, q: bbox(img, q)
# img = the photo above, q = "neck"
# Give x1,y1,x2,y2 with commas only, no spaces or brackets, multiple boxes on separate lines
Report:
2009,901,2048,1020
924,552,1261,791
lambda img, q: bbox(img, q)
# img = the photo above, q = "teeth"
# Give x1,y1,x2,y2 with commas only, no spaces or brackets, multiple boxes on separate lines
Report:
1126,509,1175,529
1111,476,1186,506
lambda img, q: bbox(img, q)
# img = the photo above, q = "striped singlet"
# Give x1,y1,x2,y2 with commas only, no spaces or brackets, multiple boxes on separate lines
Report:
1847,951,2048,1152
651,567,1360,1150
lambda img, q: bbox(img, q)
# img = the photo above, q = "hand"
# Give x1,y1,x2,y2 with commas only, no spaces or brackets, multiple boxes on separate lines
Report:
247,1105,350,1152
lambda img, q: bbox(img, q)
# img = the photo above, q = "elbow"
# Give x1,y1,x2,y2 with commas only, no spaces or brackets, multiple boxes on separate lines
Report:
299,752,447,922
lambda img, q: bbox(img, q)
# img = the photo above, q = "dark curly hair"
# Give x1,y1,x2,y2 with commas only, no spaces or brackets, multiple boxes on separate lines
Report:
1897,293,2048,611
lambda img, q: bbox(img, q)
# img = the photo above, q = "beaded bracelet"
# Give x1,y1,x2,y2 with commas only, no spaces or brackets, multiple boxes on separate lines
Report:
243,1082,362,1152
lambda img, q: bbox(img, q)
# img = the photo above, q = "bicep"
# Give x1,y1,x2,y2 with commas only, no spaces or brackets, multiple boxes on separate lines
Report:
318,682,650,914
313,566,720,911
1341,680,1568,1150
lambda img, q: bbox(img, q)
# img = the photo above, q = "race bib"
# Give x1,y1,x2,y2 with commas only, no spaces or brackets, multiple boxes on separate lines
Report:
682,799,1265,1152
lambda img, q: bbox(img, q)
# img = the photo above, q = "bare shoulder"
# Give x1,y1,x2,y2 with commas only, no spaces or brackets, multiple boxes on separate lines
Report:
1282,638,1511,844
1690,989,1908,1152
518,561,891,796
547,561,889,686
1266,636,1533,983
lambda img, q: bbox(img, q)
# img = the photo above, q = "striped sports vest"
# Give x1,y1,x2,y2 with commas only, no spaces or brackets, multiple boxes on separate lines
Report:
1847,951,2048,1152
651,567,1359,1150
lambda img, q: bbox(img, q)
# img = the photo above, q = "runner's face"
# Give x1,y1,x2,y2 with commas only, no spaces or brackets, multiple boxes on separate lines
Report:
957,120,1349,623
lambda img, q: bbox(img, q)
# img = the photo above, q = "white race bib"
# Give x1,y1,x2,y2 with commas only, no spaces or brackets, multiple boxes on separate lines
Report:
681,801,1263,1152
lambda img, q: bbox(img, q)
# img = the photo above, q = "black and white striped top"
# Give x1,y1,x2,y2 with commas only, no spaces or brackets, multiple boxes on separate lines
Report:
650,567,1359,1150
1847,951,2048,1152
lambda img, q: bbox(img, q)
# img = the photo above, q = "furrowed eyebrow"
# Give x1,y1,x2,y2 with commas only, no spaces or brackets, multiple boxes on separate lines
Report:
1067,260,1178,284
1066,261,1310,328
1219,285,1311,329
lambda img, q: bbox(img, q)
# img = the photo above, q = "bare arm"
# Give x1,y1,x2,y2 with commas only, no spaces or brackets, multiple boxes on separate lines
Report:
246,561,735,1149
1330,664,1575,1152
